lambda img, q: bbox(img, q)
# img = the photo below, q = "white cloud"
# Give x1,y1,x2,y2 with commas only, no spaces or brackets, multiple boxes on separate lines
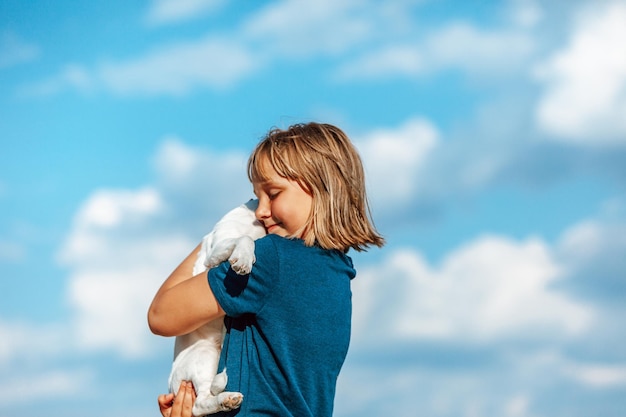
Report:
344,211,626,415
145,0,226,26
59,188,163,264
337,361,541,417
426,22,535,76
0,369,93,404
356,118,439,206
335,21,535,81
17,64,94,97
508,0,544,28
98,36,259,95
556,220,606,265
557,217,626,270
0,320,67,365
0,240,26,262
18,0,538,98
67,248,190,357
338,343,626,417
58,188,190,356
56,186,185,357
336,367,427,417
334,45,423,80
520,350,626,389
20,37,259,97
534,1,626,145
0,31,39,69
18,0,419,97
154,137,199,181
153,137,247,186
77,188,162,229
564,362,626,387
242,0,374,58
352,234,593,345
58,140,252,357
151,138,252,215
504,394,531,417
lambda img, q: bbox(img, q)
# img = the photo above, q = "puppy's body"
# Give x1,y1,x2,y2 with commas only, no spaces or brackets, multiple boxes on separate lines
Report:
169,199,266,416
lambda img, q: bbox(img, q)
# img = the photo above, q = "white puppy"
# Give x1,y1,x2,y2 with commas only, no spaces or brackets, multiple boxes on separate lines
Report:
168,199,266,416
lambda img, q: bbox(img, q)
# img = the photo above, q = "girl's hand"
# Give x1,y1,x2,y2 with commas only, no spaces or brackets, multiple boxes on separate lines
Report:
158,381,196,417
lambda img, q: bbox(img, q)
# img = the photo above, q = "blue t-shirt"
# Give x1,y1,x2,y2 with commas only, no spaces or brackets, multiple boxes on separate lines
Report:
208,234,356,416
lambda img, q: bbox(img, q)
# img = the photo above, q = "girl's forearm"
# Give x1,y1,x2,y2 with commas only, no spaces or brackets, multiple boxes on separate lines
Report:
148,243,224,337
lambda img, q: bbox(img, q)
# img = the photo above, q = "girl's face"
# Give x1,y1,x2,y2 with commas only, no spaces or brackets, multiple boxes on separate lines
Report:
253,159,312,238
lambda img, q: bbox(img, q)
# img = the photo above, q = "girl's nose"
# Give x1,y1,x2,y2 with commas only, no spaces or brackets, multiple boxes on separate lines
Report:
255,198,270,220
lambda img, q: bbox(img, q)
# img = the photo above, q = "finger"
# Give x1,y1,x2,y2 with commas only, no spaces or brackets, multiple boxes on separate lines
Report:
158,393,174,408
158,393,174,417
189,382,197,402
170,381,188,417
181,381,195,417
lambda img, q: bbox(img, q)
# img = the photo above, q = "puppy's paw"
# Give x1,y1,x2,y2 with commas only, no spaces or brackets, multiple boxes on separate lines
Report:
192,391,243,416
219,392,243,411
229,255,255,275
204,240,237,270
228,236,256,275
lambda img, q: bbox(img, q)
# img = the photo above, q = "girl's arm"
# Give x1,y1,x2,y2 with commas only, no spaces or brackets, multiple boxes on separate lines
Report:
148,243,225,337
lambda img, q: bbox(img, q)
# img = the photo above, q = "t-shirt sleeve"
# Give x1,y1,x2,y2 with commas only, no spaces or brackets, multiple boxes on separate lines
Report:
208,235,279,317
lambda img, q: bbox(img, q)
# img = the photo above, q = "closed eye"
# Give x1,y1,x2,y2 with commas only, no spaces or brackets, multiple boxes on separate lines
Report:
269,191,280,200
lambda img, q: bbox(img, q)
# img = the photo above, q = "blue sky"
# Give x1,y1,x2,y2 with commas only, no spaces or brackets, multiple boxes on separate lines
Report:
1,0,626,416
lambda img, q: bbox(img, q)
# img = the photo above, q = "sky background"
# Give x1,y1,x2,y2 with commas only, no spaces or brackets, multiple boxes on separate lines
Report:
1,0,626,416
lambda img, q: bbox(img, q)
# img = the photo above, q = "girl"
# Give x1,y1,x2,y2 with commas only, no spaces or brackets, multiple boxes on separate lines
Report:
149,122,384,416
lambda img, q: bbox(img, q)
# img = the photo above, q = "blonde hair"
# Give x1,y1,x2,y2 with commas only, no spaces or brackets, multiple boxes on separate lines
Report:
247,122,385,252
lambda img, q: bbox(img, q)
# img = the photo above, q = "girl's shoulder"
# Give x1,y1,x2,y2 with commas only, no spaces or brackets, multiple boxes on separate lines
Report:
256,233,302,248
255,234,309,258
255,234,352,260
256,234,356,279
256,234,334,255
